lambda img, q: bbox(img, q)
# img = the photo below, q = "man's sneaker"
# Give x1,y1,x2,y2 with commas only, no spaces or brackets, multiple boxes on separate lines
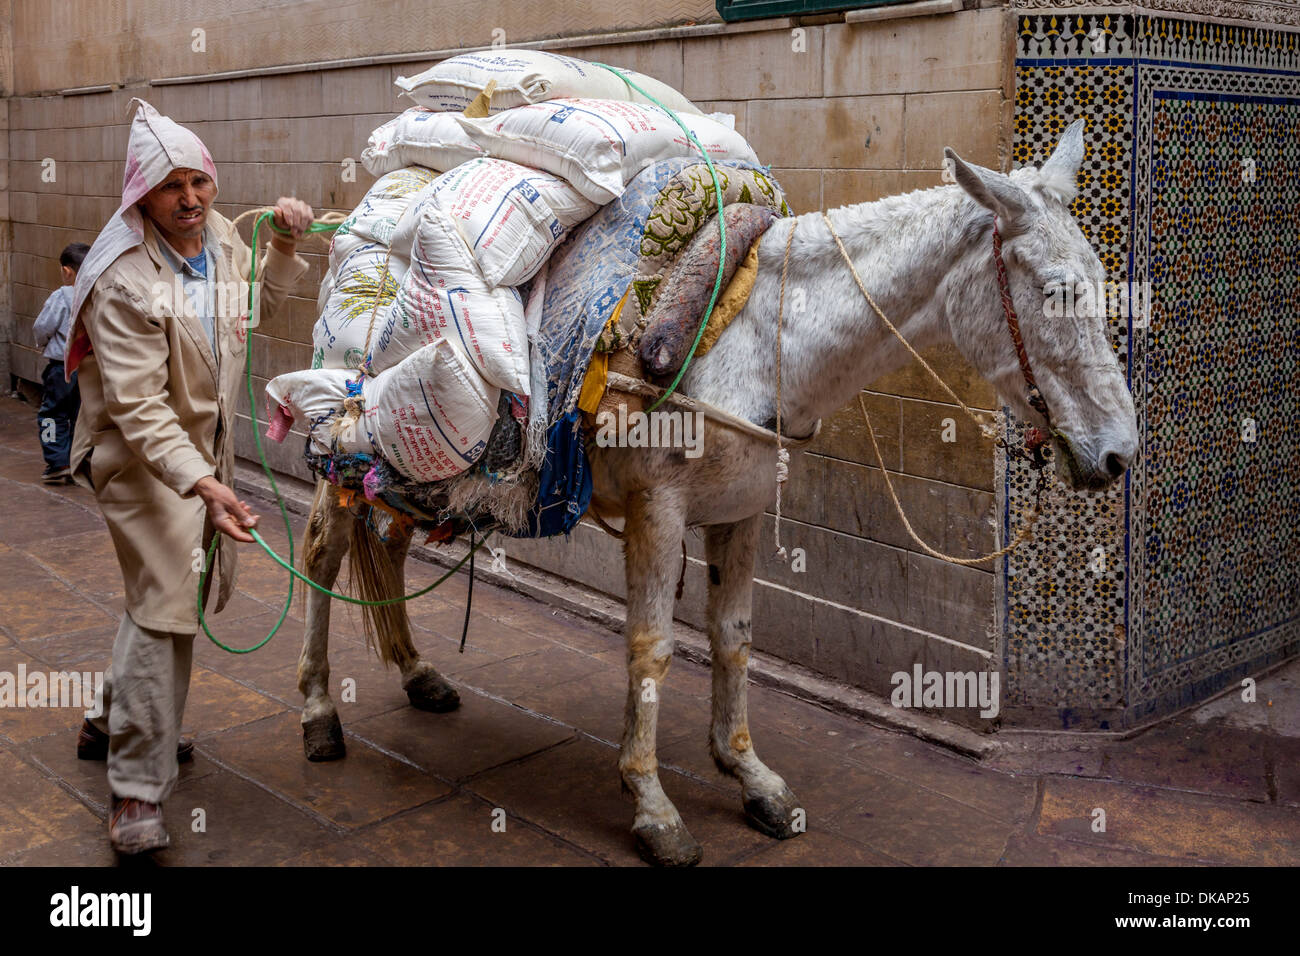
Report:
42,466,71,484
108,795,170,855
77,719,195,763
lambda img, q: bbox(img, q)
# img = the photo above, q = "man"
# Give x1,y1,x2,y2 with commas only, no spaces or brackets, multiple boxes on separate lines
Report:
64,98,314,854
32,242,91,482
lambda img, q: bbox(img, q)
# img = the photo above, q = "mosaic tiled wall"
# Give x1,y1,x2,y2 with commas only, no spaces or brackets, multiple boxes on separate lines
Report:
1003,10,1300,729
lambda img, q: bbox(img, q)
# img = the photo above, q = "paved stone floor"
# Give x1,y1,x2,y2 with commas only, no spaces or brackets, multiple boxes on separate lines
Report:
0,394,1297,866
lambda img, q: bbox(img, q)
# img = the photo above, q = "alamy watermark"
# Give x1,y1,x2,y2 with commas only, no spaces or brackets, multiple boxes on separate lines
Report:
150,276,257,327
50,886,151,936
891,664,1000,719
1044,279,1153,325
0,664,103,717
593,407,705,458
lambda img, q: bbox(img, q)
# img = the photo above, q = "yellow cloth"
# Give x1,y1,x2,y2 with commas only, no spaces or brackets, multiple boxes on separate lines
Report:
462,79,498,118
578,350,609,415
579,290,627,413
694,236,762,358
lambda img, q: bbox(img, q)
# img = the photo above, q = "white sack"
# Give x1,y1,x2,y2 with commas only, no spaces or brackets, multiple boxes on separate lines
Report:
313,242,408,370
264,367,356,456
413,157,597,288
333,166,437,249
361,108,488,177
267,338,499,482
369,199,530,395
360,339,499,481
395,50,702,116
455,98,761,204
312,167,433,369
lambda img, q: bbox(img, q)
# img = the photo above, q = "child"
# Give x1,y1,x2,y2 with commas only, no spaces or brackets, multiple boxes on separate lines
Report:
33,242,90,483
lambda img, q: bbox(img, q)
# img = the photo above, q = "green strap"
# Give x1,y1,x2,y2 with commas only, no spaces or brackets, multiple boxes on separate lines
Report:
201,75,727,651
592,63,727,412
199,211,491,654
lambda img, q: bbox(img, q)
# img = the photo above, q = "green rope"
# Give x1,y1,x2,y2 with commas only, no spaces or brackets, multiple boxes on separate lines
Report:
201,68,730,651
199,210,489,654
592,63,727,412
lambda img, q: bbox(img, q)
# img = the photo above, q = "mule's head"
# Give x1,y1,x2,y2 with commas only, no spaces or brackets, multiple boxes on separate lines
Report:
942,120,1138,491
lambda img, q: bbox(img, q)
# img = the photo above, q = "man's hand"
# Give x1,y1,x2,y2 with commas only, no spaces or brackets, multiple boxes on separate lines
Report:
194,476,259,543
270,197,315,254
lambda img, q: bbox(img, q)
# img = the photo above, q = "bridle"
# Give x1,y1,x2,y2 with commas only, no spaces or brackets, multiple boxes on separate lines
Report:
991,217,1058,474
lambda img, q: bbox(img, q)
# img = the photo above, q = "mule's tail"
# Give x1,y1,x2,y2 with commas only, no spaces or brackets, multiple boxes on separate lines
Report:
302,480,419,671
347,513,419,672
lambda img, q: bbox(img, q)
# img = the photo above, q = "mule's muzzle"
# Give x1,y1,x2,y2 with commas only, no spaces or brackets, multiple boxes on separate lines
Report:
1055,436,1134,491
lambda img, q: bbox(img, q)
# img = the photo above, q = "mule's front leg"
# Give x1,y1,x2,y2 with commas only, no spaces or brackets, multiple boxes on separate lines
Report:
705,516,803,839
300,484,351,761
620,489,700,866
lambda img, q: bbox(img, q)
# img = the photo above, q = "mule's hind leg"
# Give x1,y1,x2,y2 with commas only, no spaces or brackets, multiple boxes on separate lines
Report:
705,516,803,839
300,482,352,761
379,531,460,713
620,489,701,867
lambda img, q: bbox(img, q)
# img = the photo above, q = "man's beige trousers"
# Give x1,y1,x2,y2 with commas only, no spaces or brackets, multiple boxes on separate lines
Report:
88,613,194,804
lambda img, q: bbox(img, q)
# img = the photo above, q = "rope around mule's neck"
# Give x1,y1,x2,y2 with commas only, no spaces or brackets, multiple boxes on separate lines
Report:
859,395,1049,565
819,212,1001,443
772,220,797,561
815,211,1051,567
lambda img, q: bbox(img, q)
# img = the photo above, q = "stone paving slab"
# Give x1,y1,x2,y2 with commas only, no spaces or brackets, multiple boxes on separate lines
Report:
161,765,345,866
826,769,1020,865
350,690,576,782
0,394,1297,866
1098,723,1272,803
203,711,452,829
464,735,775,866
1037,776,1300,866
0,751,105,859
358,793,600,867
1270,737,1300,808
996,832,1193,867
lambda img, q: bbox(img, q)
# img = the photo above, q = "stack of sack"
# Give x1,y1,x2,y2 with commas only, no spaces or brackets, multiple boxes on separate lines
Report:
265,50,773,528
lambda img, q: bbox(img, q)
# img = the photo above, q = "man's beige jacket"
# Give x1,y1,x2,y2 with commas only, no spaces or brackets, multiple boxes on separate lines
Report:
71,210,308,632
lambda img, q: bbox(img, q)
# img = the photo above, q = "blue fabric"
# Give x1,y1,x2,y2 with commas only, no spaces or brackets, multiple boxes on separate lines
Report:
507,410,591,539
154,232,216,354
183,250,208,277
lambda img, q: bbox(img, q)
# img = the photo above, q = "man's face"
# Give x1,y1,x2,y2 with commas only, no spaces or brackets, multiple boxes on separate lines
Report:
138,167,216,243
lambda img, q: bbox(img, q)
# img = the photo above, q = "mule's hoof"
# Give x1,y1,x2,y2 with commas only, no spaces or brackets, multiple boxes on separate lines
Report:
303,713,346,762
743,787,803,840
405,670,461,713
632,821,703,867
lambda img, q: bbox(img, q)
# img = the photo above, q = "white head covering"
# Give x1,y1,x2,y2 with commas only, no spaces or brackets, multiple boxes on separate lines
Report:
66,97,219,375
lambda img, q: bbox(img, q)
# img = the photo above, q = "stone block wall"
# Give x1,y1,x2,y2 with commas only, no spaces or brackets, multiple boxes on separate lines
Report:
4,3,1012,727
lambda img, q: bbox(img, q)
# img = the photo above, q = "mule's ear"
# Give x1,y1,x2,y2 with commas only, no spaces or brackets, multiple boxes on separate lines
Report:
1038,118,1085,203
944,147,1032,228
